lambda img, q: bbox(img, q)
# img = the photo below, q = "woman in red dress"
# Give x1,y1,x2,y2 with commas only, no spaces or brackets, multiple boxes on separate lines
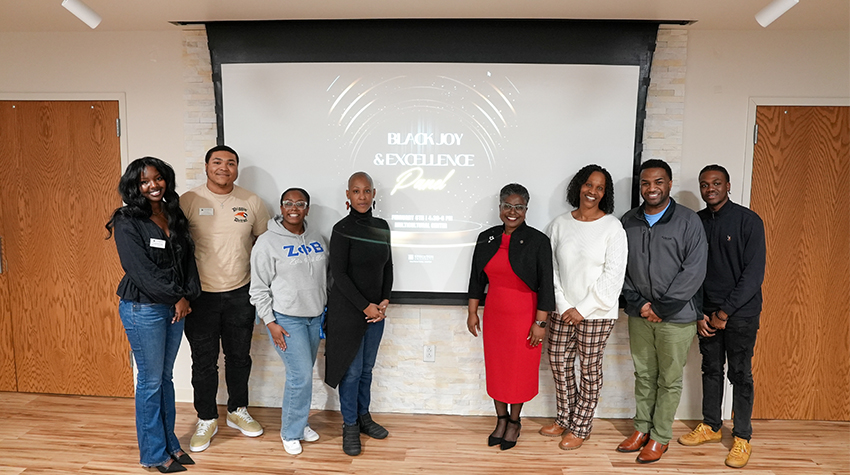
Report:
467,183,556,450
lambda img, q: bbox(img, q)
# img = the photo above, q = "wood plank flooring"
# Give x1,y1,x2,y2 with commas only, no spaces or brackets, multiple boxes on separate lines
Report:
0,392,848,474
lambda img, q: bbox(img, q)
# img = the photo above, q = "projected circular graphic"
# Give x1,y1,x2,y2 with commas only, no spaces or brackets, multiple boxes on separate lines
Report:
326,68,521,249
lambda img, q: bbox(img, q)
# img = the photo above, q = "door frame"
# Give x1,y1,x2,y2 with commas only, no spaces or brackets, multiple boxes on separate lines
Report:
742,97,850,207
0,93,129,170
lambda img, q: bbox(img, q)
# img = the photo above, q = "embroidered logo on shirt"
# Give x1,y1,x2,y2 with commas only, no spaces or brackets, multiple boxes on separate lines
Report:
282,242,326,264
282,242,326,257
233,207,249,223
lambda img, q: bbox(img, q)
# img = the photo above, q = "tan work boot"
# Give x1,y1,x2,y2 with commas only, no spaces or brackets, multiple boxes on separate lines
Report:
678,422,722,446
725,437,752,468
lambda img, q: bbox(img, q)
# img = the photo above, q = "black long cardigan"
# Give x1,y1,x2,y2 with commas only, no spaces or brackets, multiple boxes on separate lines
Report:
324,208,393,388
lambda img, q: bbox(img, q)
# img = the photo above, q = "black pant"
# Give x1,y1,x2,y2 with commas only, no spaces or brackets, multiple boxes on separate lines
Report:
699,315,759,440
184,284,255,420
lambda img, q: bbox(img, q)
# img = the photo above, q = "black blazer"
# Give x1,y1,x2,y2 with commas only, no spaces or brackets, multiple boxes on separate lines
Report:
468,222,555,312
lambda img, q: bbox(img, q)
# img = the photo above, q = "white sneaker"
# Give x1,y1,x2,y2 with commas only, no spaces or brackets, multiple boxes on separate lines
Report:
281,433,302,455
226,407,264,437
189,419,218,452
303,426,320,442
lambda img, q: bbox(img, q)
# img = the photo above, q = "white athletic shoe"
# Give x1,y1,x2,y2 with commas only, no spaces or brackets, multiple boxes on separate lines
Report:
303,426,320,442
281,433,303,455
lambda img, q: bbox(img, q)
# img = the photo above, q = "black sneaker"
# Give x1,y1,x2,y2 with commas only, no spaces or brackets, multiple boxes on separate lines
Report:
342,422,361,456
358,412,389,439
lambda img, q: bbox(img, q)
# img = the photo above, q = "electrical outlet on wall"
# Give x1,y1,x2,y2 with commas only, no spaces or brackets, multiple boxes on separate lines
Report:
423,345,436,362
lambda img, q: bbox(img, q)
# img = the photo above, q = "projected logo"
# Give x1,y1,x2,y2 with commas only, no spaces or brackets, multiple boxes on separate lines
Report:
325,67,521,254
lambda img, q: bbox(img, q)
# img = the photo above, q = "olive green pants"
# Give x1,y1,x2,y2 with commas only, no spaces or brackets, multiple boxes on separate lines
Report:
628,316,696,445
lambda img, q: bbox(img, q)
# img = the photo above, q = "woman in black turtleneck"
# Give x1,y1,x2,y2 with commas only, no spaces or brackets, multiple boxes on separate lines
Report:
324,171,393,457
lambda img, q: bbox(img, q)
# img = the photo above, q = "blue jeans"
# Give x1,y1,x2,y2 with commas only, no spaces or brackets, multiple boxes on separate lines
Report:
119,299,183,467
267,312,321,441
338,320,384,425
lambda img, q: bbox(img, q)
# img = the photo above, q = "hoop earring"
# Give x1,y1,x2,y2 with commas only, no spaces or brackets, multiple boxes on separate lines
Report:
345,200,350,211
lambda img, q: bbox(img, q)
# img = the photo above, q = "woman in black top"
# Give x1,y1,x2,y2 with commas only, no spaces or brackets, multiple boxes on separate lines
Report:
106,157,201,473
324,172,393,457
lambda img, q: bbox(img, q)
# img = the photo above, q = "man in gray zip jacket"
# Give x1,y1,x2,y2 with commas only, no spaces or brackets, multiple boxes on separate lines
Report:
615,159,707,464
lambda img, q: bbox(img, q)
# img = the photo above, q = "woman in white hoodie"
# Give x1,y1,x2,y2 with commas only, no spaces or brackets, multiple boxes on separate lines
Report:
249,188,329,455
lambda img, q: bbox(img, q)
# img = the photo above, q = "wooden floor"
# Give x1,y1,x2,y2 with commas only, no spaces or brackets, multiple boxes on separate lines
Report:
0,392,848,474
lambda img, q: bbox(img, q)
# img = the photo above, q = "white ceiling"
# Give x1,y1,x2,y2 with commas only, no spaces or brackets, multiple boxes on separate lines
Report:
0,0,847,32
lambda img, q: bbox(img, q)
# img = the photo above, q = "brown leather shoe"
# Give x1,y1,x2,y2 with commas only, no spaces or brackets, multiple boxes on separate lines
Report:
558,432,587,450
617,431,649,452
636,439,669,464
538,422,566,437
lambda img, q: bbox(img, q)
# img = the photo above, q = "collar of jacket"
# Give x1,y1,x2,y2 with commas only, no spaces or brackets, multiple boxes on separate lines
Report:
488,221,530,240
704,199,735,218
637,198,678,226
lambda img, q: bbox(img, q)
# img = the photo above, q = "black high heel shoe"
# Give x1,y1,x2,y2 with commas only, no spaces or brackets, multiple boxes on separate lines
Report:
154,460,186,473
500,418,522,451
488,415,510,447
171,451,194,465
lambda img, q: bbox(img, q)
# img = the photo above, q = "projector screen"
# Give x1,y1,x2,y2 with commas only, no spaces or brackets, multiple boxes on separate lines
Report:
221,62,639,294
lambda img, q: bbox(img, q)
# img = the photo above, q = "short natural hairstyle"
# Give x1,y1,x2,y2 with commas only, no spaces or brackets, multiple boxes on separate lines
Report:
499,183,529,204
280,187,310,207
566,164,615,214
699,164,730,182
204,145,239,164
640,158,672,180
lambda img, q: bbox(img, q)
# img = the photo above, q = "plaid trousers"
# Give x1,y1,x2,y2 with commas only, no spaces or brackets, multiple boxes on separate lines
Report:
547,314,616,439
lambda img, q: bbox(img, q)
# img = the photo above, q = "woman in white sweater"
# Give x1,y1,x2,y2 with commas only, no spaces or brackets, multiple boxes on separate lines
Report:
539,164,628,450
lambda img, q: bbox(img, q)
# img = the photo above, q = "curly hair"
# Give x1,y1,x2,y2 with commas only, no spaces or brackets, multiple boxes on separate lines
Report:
566,164,615,214
105,157,191,241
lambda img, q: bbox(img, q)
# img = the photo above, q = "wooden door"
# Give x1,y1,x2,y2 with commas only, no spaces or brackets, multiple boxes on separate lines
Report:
0,101,133,397
0,193,16,391
750,105,850,421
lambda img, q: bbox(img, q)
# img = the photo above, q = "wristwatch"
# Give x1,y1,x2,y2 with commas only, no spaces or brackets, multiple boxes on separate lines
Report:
533,320,548,328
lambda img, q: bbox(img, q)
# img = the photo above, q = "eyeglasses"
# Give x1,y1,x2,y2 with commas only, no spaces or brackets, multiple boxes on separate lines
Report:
281,200,308,209
499,202,527,212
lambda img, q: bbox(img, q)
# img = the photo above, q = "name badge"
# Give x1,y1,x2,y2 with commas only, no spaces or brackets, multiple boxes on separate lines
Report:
199,208,214,216
150,238,166,249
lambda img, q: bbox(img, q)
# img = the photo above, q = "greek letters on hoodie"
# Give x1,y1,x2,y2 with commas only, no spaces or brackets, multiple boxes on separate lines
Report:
249,216,329,325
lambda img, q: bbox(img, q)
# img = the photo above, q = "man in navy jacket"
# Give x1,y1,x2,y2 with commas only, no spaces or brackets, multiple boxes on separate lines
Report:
678,165,765,470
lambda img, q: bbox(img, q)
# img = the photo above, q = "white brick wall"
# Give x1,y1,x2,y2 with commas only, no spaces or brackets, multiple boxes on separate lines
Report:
182,27,216,187
183,27,686,419
643,28,688,196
